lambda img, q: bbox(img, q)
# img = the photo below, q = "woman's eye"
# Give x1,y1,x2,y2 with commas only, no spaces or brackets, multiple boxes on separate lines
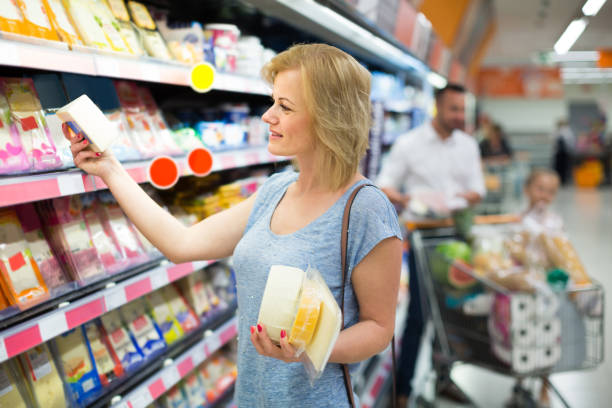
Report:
280,104,290,112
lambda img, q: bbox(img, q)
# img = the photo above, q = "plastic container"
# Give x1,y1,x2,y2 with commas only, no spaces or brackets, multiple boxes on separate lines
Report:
204,23,239,73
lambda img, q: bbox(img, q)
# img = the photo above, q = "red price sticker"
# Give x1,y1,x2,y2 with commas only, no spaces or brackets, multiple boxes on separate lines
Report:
20,116,38,131
148,156,179,190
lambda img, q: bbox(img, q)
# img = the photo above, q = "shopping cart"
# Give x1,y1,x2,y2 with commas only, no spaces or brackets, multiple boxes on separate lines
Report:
409,220,605,408
479,162,529,215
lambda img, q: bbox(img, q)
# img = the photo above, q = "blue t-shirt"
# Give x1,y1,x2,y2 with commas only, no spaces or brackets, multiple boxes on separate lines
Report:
232,171,402,407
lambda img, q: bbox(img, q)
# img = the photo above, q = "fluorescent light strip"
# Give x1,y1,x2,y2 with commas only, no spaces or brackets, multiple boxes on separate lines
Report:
582,0,607,16
554,18,588,54
427,72,447,89
551,50,600,62
276,0,428,72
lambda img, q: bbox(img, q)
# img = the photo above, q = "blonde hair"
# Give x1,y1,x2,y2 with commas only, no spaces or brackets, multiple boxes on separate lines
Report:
525,168,560,188
261,43,371,190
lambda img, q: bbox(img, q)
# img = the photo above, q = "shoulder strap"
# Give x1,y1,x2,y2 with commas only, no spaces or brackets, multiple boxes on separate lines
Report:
340,183,397,408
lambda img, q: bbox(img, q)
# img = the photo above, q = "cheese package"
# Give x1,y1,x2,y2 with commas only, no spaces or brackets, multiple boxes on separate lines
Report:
126,1,172,60
54,328,103,405
104,0,144,55
18,344,66,408
36,196,106,284
15,203,72,294
257,265,341,382
163,384,189,408
0,208,50,309
42,0,82,46
0,360,30,408
177,271,212,317
62,0,110,49
88,0,130,52
100,310,144,372
0,88,30,175
1,77,62,171
183,371,206,407
120,298,166,359
161,284,199,333
16,0,59,41
138,87,183,156
56,93,117,153
0,289,9,311
83,320,125,386
146,289,184,345
0,0,27,35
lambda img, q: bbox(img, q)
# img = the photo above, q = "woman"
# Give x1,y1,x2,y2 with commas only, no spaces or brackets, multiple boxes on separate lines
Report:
479,123,513,164
65,43,402,407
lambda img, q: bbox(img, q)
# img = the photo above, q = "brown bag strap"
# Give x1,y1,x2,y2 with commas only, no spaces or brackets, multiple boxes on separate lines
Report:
340,183,397,408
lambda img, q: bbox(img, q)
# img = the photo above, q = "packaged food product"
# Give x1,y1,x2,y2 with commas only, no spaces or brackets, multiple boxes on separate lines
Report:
183,371,205,407
204,24,239,73
540,232,591,286
15,203,71,293
0,360,30,407
104,0,144,55
42,0,82,46
126,1,153,29
257,265,341,381
0,208,50,309
0,0,27,35
16,0,59,41
0,88,30,175
160,284,199,333
120,298,166,359
83,320,125,386
100,310,144,372
62,0,110,49
0,289,9,311
56,93,117,153
146,289,184,345
31,73,74,168
163,384,189,408
88,0,129,52
54,328,103,405
177,272,212,317
138,86,183,156
18,344,65,408
37,196,106,283
126,1,171,60
1,77,62,171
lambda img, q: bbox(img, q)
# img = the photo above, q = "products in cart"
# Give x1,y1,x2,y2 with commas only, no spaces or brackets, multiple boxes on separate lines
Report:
0,208,50,310
1,77,62,171
100,309,145,372
18,343,66,408
53,328,103,405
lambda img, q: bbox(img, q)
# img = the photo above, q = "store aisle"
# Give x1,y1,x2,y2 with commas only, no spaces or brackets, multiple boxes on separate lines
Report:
446,187,612,408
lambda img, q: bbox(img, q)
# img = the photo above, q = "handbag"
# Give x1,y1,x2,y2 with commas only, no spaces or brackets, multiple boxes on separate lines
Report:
340,183,397,408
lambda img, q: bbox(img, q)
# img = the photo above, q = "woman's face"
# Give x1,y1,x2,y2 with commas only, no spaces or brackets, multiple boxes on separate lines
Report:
262,69,315,158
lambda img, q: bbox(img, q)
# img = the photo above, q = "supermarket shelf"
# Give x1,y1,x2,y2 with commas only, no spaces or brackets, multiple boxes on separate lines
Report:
0,36,269,94
360,347,395,408
205,382,236,408
111,315,238,408
0,258,217,364
0,146,287,207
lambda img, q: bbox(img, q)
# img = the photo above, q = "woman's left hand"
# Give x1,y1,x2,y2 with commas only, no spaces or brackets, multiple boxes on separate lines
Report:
250,324,301,363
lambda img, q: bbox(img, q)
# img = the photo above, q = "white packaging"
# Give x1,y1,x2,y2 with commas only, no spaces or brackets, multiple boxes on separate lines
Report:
56,94,116,152
512,323,536,347
510,294,534,323
536,318,561,346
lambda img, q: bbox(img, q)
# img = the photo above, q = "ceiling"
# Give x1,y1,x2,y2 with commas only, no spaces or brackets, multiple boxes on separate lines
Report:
482,0,612,66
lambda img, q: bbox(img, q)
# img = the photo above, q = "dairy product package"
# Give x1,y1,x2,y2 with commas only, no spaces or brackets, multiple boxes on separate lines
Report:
257,265,341,381
160,284,199,333
120,297,166,359
100,310,144,372
62,0,111,49
18,344,66,408
177,271,212,318
42,0,82,46
0,208,50,310
0,88,30,174
56,93,117,153
1,77,62,171
183,371,206,407
54,328,103,405
83,320,125,387
0,0,27,35
138,86,183,156
126,1,172,60
88,0,130,52
146,289,184,345
16,0,59,41
0,359,31,408
36,196,106,284
15,203,73,295
104,0,144,55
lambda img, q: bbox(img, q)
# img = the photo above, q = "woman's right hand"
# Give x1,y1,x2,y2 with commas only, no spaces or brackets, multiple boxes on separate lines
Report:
63,123,120,179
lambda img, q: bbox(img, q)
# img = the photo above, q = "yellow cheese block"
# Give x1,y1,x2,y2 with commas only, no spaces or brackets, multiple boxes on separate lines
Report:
19,344,65,408
304,275,342,374
257,265,304,343
0,362,28,408
43,0,82,46
288,281,321,349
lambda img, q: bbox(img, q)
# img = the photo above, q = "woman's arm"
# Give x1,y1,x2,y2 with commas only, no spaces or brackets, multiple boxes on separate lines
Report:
67,125,255,263
328,236,402,363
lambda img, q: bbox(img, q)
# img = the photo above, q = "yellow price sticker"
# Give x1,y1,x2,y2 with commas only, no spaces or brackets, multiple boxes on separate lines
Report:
190,62,216,93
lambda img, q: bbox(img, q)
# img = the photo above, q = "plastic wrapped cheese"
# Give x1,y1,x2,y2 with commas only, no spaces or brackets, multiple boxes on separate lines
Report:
288,279,321,349
42,0,82,45
62,0,110,49
0,360,29,408
16,0,59,41
104,0,144,55
120,297,166,359
19,344,65,408
0,0,27,35
88,0,129,52
83,320,124,387
100,310,144,372
160,284,199,333
146,289,184,345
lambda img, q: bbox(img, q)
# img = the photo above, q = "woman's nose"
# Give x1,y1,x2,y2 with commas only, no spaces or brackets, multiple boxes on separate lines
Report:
262,106,278,125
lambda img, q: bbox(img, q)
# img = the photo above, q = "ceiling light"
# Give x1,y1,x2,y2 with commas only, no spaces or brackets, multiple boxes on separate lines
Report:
426,72,447,89
551,50,600,62
554,18,588,54
582,0,606,16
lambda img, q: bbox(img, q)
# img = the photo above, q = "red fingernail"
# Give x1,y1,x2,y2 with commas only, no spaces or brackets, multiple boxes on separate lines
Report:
96,153,101,157
250,326,255,334
257,324,262,333
83,139,88,145
280,330,286,338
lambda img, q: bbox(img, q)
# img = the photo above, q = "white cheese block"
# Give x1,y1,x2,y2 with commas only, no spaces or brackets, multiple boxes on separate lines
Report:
56,94,116,152
257,265,304,343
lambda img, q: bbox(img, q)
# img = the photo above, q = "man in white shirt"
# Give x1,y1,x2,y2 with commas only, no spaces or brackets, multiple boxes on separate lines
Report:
377,83,485,406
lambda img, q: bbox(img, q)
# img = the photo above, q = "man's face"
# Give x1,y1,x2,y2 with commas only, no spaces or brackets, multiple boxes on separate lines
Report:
436,90,465,133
